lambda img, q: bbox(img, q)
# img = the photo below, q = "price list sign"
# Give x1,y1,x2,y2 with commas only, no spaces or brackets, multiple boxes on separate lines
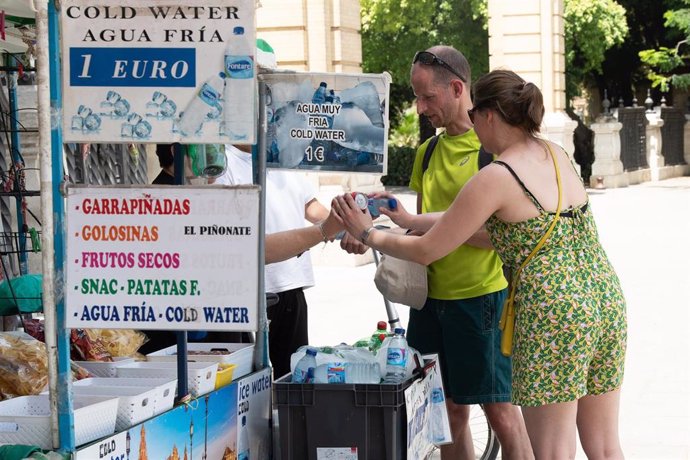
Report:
65,185,260,331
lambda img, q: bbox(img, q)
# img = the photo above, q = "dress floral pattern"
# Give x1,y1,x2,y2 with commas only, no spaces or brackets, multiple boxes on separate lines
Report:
486,166,627,407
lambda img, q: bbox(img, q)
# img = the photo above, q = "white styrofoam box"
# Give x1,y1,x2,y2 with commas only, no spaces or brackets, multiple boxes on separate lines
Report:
75,357,135,377
72,385,157,431
0,395,118,449
116,361,218,397
146,342,254,378
74,378,176,415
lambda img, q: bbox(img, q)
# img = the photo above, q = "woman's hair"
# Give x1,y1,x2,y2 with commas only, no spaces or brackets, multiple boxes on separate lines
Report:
472,69,544,136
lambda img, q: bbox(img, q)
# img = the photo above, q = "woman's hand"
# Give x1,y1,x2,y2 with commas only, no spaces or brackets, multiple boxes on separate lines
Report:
367,191,413,228
332,193,374,240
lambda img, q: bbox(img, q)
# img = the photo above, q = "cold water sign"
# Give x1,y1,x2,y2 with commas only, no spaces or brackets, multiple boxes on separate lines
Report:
63,4,240,87
59,0,256,143
65,186,260,331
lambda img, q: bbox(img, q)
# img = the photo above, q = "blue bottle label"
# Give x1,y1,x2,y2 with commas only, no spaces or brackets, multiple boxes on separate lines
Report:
225,55,254,79
327,363,346,383
198,82,221,106
387,347,406,367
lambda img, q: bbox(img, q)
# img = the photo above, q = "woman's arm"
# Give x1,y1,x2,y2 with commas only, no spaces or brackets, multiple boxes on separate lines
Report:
334,169,504,265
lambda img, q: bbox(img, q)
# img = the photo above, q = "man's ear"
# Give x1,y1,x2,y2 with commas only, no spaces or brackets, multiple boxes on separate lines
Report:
451,79,464,98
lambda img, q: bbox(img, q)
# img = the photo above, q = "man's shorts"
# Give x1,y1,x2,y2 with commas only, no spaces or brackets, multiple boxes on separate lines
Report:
406,289,512,404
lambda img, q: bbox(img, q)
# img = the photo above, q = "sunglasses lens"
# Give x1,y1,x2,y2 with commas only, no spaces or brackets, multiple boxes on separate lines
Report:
418,52,434,65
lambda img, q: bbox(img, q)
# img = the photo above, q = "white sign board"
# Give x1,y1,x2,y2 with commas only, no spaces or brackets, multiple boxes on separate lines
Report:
261,72,390,174
60,0,256,144
65,185,260,331
405,356,451,459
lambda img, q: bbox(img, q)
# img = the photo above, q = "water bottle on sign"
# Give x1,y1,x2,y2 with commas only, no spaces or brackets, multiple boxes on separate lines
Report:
238,415,250,460
293,347,317,383
224,26,255,141
430,387,446,443
179,73,225,136
383,328,408,383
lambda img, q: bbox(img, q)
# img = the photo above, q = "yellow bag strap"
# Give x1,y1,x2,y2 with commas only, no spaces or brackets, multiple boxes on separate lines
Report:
499,142,563,356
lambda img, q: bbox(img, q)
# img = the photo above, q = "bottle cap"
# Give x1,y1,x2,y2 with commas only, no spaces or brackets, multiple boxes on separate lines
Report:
351,192,367,210
233,26,245,35
306,348,317,356
377,321,387,330
394,327,405,335
388,198,398,209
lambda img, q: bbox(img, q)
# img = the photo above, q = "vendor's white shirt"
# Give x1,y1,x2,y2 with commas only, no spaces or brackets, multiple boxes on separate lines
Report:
214,145,316,293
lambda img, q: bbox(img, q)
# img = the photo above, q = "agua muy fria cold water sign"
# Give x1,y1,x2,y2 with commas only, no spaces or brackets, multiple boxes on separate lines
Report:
60,0,256,144
65,185,259,331
261,72,391,174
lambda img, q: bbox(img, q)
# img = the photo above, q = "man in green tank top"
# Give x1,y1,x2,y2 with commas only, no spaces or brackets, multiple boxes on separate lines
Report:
407,46,532,459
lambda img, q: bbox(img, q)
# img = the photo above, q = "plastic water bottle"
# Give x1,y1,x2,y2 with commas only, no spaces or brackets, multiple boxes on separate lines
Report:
238,415,249,460
224,26,254,141
368,321,388,352
293,348,317,383
383,328,408,383
351,193,397,218
179,73,225,136
314,362,380,384
430,387,446,443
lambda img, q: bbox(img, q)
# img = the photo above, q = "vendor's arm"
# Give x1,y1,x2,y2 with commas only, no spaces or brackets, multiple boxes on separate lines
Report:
334,170,502,265
305,197,368,254
265,209,343,264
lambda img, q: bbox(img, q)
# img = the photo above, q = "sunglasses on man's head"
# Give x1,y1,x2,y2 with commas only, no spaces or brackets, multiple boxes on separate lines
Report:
413,51,466,82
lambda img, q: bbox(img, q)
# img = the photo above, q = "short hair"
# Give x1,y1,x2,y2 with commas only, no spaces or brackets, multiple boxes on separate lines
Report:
472,69,544,136
424,45,472,85
155,143,176,168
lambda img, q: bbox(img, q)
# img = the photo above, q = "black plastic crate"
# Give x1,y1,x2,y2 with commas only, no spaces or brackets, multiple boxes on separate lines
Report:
274,374,414,460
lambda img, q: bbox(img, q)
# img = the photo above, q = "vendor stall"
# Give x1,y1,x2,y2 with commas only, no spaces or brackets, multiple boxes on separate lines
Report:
0,0,487,458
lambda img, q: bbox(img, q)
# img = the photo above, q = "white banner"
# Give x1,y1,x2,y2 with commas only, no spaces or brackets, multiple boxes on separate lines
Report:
65,185,260,331
405,355,452,459
60,0,256,144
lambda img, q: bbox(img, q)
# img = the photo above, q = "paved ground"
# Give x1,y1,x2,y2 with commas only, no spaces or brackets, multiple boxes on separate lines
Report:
304,177,690,459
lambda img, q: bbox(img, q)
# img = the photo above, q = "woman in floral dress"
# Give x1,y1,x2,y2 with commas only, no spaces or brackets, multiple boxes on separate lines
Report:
332,69,627,459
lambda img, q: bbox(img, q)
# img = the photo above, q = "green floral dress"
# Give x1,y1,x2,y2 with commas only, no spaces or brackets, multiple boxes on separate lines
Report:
485,161,627,407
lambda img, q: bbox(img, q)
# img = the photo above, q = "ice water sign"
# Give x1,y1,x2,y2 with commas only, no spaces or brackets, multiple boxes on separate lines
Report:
261,72,391,174
65,185,260,331
60,0,256,144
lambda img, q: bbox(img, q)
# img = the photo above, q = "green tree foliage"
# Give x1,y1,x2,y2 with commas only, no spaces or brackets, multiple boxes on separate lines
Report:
564,0,629,101
639,0,690,92
360,0,489,135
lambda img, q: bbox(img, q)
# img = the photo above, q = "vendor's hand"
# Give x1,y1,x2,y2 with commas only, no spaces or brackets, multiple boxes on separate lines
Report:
368,191,412,228
332,193,374,239
321,206,345,241
340,231,368,254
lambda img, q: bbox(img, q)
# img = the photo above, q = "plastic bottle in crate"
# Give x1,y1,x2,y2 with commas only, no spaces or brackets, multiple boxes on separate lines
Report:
293,347,317,383
238,415,250,460
383,328,408,383
368,320,389,352
314,362,380,384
